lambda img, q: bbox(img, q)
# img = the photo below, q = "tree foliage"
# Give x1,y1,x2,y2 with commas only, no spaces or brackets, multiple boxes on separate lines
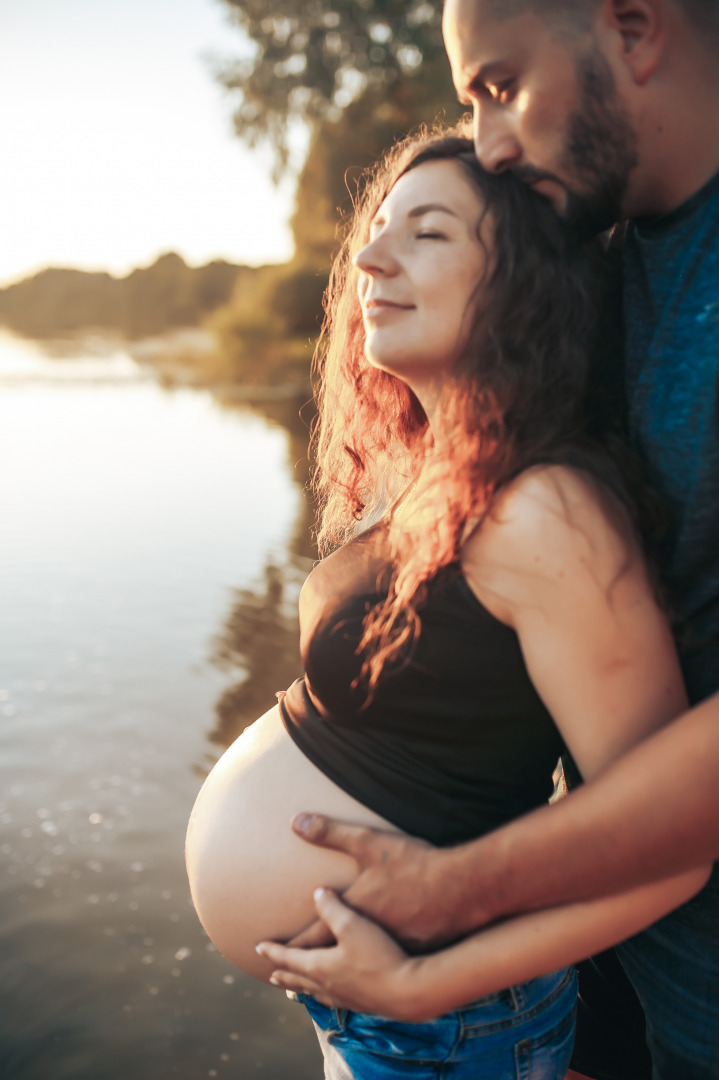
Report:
215,0,450,173
291,61,462,266
204,263,321,386
204,56,465,387
204,2,464,386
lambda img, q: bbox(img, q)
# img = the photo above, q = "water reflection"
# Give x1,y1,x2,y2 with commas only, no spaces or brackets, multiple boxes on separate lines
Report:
214,393,317,561
0,333,321,1080
208,397,317,750
209,561,302,746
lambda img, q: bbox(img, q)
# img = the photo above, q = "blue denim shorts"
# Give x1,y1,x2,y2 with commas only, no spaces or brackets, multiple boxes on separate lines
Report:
297,966,577,1080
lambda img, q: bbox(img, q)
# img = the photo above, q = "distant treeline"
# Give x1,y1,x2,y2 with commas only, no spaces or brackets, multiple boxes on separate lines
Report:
0,253,253,339
0,5,461,388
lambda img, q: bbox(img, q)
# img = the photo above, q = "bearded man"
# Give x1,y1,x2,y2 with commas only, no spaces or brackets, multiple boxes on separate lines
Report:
265,4,719,1077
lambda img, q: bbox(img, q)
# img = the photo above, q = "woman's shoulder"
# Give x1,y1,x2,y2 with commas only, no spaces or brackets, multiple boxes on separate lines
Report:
461,464,640,619
500,462,612,511
476,463,627,547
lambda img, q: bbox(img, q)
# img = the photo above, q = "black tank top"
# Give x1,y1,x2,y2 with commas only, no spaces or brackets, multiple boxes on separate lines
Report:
280,524,564,847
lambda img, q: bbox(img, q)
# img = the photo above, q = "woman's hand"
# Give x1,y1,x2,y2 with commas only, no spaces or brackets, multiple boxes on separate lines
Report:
256,887,425,1020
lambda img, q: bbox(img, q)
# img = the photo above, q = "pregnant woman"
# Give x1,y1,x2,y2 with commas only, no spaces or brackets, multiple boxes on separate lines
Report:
185,127,708,1079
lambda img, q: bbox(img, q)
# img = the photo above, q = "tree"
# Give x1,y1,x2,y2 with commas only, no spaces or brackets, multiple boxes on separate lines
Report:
205,0,464,387
215,0,453,175
291,58,463,267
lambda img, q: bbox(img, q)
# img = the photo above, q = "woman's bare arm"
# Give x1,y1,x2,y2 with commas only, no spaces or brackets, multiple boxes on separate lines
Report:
259,856,709,1020
286,466,717,953
259,468,712,1014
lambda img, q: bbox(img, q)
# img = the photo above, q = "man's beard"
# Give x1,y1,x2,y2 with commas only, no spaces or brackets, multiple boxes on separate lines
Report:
561,45,639,237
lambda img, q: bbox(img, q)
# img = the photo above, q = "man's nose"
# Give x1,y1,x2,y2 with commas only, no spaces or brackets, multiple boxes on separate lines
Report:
472,105,521,174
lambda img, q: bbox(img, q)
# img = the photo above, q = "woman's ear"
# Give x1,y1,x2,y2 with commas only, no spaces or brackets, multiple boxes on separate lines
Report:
602,0,666,84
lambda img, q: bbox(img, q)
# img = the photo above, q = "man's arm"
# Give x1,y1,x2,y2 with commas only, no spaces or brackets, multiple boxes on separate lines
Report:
291,689,719,949
454,687,719,922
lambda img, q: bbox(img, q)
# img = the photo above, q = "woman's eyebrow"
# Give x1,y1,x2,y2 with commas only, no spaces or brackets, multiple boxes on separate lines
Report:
369,202,460,230
407,203,459,219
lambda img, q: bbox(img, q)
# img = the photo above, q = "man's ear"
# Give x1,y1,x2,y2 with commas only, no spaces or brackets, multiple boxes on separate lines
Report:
601,0,666,84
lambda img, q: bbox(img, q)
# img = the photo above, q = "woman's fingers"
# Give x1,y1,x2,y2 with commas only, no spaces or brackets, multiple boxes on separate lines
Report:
287,917,336,949
281,890,359,951
260,890,414,1018
268,969,327,998
273,969,337,1008
257,892,363,979
311,887,359,939
256,940,316,974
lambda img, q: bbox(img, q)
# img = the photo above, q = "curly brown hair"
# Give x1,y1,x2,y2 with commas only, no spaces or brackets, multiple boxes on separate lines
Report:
311,121,639,690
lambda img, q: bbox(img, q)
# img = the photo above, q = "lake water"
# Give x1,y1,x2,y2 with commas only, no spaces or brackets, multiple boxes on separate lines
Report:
0,331,322,1078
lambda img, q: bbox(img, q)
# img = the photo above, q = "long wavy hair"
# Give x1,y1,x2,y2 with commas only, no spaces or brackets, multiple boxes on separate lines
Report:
311,122,644,691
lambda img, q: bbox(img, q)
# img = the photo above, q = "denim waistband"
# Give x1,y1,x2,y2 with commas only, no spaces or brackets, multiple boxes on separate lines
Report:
295,967,575,1034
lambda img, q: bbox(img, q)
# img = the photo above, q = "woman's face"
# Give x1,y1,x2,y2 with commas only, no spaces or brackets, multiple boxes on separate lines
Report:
355,158,489,385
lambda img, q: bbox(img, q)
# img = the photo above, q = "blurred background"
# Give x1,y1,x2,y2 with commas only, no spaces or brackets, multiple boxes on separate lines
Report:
0,2,458,1076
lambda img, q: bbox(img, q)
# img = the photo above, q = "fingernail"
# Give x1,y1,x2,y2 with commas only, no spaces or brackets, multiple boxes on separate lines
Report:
313,887,326,901
255,944,265,955
294,813,313,834
269,975,280,986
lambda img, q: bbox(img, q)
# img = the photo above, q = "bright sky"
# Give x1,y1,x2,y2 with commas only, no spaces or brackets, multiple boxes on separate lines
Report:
0,0,306,286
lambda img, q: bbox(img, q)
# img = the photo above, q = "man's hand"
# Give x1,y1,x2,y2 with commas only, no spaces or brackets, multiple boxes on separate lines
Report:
258,887,425,1020
287,813,479,951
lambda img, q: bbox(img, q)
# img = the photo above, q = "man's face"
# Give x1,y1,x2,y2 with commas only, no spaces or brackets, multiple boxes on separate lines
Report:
443,0,638,234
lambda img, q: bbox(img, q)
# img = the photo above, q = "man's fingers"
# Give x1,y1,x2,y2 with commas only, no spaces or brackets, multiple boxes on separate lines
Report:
292,814,380,862
286,917,336,949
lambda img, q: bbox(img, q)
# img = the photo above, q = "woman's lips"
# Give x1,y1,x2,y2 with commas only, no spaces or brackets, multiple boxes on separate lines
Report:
363,299,414,316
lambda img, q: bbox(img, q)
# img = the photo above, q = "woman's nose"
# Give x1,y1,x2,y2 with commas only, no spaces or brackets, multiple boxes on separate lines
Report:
353,235,399,276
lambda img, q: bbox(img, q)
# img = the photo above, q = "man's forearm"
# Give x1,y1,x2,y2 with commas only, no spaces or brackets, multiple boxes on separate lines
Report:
444,692,719,932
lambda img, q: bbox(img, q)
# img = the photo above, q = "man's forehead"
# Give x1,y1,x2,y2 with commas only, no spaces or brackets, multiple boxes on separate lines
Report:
443,0,536,83
443,0,496,45
443,0,530,39
445,0,598,55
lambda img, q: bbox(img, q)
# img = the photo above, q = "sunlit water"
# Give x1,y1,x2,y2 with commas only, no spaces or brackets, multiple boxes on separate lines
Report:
0,331,321,1079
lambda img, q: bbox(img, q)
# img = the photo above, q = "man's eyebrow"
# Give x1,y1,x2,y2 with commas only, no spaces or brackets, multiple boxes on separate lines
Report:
407,203,459,220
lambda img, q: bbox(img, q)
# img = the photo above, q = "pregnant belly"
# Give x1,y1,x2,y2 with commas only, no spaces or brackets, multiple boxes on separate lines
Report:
185,703,402,982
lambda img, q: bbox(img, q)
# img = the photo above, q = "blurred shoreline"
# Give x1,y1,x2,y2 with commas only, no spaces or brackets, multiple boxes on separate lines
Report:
0,252,320,393
0,326,311,402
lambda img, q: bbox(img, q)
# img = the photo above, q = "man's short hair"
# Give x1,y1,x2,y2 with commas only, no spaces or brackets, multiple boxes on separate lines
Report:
681,0,719,35
482,0,596,29
483,0,719,37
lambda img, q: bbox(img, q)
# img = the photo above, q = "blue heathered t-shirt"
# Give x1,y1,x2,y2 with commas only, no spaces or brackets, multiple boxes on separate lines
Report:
613,179,719,982
623,169,719,705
